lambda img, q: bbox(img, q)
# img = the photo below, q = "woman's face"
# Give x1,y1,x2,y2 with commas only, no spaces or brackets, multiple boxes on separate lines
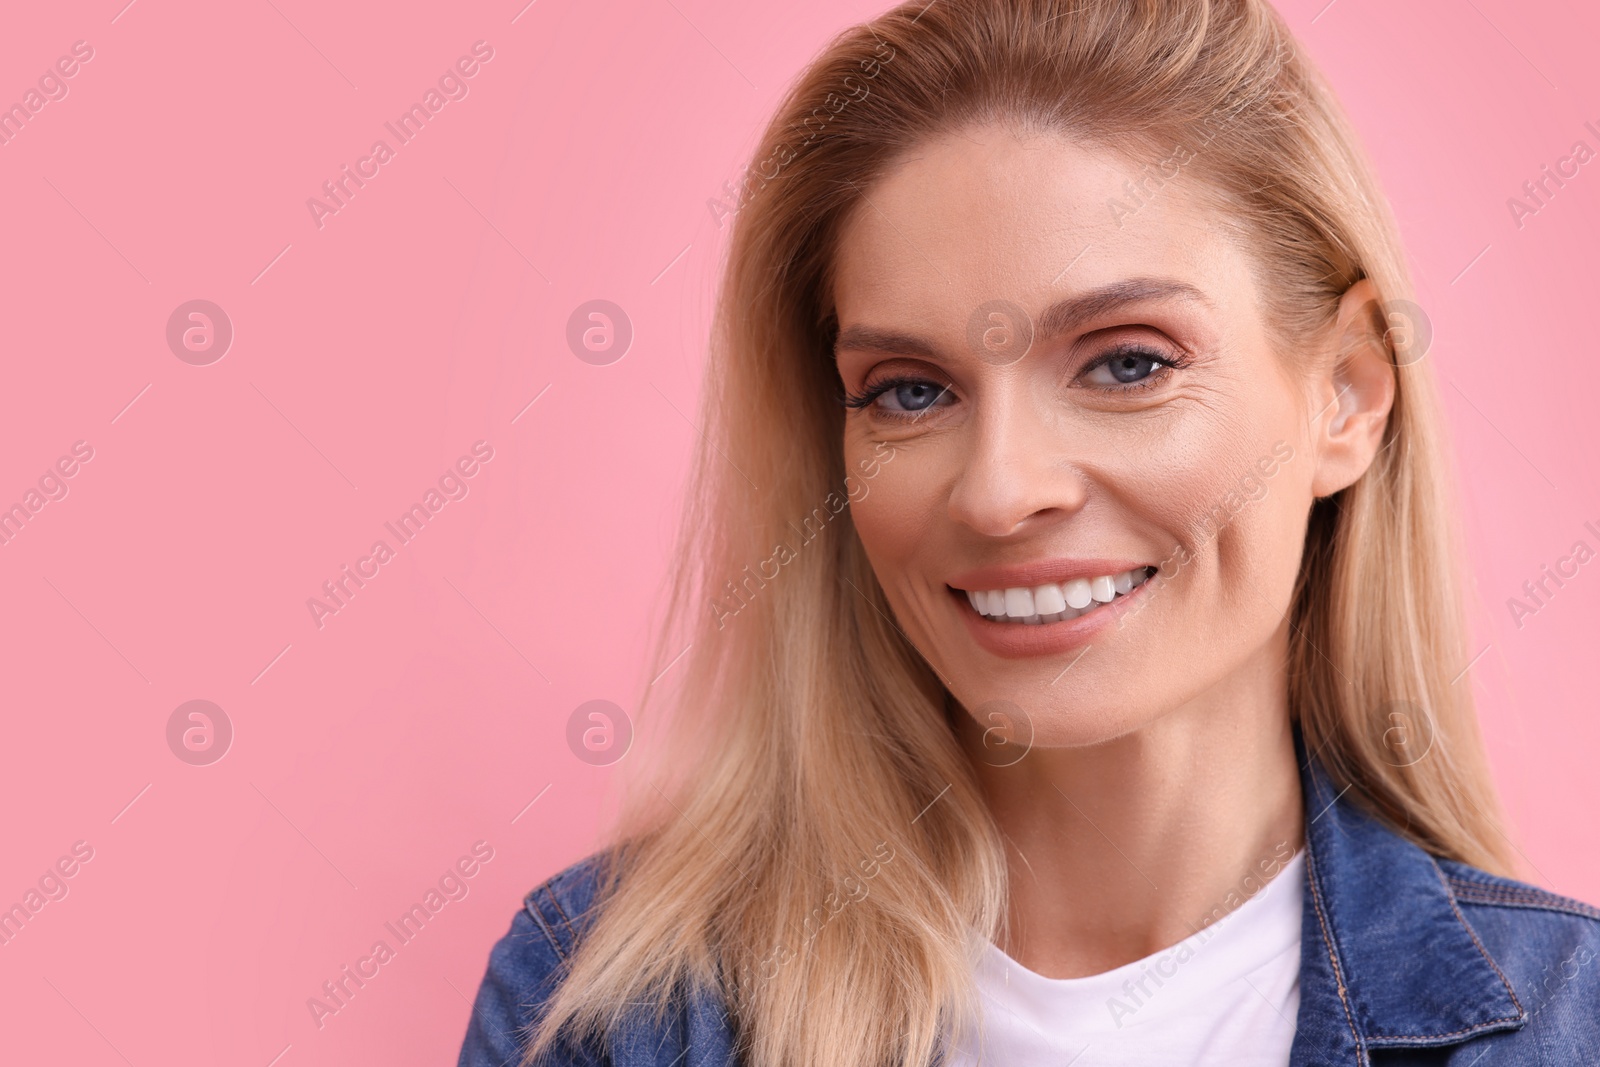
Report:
833,124,1375,748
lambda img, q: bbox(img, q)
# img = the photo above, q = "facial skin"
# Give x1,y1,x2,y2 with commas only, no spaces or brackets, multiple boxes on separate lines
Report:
831,123,1394,977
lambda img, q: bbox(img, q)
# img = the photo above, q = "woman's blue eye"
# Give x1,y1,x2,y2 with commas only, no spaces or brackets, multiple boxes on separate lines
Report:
1082,347,1178,390
843,377,951,414
1106,353,1158,383
885,381,944,411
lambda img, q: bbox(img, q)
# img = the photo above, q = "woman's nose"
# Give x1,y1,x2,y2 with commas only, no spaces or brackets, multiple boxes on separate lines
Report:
945,399,1088,538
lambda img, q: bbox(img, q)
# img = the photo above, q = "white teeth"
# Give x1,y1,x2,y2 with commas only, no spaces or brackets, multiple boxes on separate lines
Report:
961,567,1152,625
1033,583,1067,615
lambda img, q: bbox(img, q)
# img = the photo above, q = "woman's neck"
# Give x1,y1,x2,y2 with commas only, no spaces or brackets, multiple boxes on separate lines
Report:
957,642,1305,979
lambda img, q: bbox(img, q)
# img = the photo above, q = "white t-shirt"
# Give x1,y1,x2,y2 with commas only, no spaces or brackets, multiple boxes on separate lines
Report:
945,850,1304,1066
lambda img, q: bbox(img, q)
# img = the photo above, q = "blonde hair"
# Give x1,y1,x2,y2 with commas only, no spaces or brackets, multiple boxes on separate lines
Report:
522,1,1515,1063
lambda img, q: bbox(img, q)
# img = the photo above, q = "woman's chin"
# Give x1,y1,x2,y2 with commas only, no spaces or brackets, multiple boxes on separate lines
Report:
955,691,1154,758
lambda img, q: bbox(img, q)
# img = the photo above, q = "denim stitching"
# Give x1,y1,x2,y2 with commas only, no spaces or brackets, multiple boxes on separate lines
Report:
1447,879,1600,921
1434,857,1525,1014
523,883,568,961
1304,836,1369,1064
545,883,581,947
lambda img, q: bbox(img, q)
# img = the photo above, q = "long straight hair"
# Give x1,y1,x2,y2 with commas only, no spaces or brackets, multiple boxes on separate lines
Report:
523,1,1515,1063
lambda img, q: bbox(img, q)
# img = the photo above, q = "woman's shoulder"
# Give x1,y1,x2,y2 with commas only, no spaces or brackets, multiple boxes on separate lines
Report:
456,849,618,1067
517,848,616,959
459,847,738,1066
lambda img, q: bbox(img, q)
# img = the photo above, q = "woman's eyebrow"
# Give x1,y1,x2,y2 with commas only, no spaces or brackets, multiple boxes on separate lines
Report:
833,276,1212,358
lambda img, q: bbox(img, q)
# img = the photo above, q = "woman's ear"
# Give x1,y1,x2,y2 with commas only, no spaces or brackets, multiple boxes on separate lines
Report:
1309,277,1398,499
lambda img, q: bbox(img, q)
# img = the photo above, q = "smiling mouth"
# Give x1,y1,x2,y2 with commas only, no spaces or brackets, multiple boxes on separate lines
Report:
953,566,1156,625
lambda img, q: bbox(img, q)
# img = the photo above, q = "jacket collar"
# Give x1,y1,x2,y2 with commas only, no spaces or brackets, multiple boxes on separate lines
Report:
1292,727,1527,1061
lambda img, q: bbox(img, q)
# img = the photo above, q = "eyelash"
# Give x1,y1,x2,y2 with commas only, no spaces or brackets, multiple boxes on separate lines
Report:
1082,344,1190,391
841,344,1189,416
842,376,948,411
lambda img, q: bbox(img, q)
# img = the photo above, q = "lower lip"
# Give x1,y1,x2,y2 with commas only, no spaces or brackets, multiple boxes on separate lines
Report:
951,576,1154,659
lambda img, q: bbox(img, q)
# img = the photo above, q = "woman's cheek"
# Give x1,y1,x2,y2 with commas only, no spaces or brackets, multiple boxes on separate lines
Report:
846,443,941,560
1122,416,1269,559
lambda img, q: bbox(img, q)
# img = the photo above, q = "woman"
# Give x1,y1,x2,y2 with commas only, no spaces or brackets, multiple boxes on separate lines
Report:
460,0,1600,1063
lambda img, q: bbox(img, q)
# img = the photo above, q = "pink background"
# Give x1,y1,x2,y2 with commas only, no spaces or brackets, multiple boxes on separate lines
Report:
1,0,1597,1062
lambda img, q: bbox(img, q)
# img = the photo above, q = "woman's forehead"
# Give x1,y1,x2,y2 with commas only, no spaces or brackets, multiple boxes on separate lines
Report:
829,126,1250,322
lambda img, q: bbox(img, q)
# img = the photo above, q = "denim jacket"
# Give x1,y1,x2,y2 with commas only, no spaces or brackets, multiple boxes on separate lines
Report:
459,739,1600,1066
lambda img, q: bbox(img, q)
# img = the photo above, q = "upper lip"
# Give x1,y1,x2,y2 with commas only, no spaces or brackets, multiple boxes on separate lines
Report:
946,558,1153,591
